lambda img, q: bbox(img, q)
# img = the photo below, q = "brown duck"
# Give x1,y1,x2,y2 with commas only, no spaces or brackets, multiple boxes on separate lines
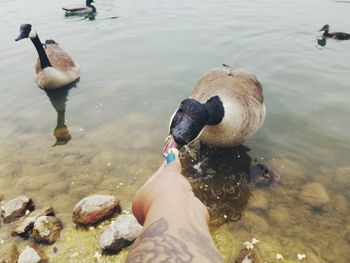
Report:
319,24,350,40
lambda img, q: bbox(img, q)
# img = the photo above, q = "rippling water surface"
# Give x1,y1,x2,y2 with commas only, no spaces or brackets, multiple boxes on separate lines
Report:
1,0,350,262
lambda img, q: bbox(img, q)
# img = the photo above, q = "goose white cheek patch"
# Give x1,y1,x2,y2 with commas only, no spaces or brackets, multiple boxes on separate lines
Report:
29,28,37,39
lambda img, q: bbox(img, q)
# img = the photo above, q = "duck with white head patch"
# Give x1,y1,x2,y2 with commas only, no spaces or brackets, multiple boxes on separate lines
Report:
163,65,266,155
62,0,96,15
15,24,80,89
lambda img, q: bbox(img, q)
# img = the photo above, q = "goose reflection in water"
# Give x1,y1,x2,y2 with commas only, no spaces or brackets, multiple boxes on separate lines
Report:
181,143,252,227
44,85,74,146
181,143,277,227
317,37,327,47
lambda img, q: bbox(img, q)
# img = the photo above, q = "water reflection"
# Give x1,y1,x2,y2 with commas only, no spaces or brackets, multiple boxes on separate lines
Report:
64,12,97,21
45,86,74,146
317,37,327,47
181,143,253,227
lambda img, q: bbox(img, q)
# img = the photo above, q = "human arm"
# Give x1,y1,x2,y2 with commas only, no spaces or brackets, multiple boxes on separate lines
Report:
126,150,224,263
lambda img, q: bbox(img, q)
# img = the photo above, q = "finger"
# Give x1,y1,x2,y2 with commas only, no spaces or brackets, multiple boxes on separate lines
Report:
164,148,181,173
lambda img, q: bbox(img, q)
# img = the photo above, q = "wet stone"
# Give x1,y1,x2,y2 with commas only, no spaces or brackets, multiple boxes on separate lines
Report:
300,182,329,208
18,246,48,263
0,243,19,263
1,195,34,223
32,216,62,244
73,195,120,226
100,214,143,252
12,207,55,237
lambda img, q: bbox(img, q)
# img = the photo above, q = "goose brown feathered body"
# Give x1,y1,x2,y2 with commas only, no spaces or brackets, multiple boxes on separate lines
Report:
191,68,265,147
35,42,80,89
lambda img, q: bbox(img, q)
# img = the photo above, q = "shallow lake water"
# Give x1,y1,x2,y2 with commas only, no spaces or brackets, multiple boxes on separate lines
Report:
1,0,350,262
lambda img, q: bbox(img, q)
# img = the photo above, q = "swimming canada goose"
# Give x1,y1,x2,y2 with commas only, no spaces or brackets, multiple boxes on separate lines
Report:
319,24,350,40
163,66,265,155
15,24,80,89
62,0,96,15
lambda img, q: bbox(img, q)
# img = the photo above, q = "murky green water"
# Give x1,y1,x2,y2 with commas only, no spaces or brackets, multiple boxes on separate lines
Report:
1,0,350,262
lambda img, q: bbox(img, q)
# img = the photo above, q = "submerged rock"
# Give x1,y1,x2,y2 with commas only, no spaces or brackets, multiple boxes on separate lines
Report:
100,214,143,252
267,207,290,224
1,195,34,223
243,211,269,233
73,195,120,226
32,216,62,244
249,163,278,187
248,190,269,210
12,207,55,237
18,246,48,263
300,182,329,208
0,243,19,263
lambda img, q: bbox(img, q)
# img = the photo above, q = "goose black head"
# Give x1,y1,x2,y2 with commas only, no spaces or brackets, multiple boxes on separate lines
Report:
15,24,36,41
86,0,94,6
319,24,329,32
162,96,225,155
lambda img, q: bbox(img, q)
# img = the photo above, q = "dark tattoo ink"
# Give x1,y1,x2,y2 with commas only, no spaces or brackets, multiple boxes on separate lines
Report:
179,228,224,263
126,218,194,263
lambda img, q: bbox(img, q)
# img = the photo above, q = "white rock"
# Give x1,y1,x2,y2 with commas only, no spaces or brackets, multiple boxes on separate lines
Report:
18,246,47,263
100,214,142,251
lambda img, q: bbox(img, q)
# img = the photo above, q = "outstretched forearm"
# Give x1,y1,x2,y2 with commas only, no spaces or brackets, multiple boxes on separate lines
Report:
126,191,224,263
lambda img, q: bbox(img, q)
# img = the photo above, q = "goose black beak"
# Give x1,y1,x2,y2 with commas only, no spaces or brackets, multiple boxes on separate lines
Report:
162,135,184,157
15,32,26,41
319,26,326,32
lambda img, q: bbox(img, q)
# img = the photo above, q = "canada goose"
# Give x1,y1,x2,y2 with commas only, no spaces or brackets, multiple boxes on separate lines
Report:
163,66,265,155
62,0,96,15
319,24,350,40
15,24,80,89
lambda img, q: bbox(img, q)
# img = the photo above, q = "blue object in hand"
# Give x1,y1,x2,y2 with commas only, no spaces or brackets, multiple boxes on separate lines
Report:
166,152,176,164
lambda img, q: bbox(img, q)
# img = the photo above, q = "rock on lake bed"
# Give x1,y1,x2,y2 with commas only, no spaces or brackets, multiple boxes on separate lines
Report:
73,195,120,226
1,195,34,223
100,214,143,252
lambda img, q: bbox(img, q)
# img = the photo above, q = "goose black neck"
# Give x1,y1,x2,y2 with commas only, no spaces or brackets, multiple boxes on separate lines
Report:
31,35,51,69
323,30,330,38
57,108,66,128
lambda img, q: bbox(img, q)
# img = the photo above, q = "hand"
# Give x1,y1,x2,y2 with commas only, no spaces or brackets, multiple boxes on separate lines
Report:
132,149,209,226
128,150,223,263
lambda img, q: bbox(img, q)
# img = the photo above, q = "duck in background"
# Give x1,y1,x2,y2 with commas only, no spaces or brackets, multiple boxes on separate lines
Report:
15,24,80,89
62,0,96,16
319,24,350,40
163,64,266,155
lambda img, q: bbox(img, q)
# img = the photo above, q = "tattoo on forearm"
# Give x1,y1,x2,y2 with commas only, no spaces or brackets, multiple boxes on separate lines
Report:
126,218,193,263
179,228,224,263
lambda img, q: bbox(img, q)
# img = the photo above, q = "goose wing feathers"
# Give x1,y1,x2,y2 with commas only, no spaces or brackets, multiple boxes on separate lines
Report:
35,44,77,73
62,5,88,12
192,68,264,104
